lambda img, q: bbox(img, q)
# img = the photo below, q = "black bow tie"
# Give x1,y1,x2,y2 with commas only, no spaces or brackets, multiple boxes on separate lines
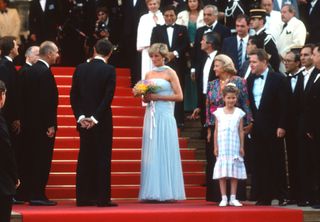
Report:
166,24,174,28
206,26,213,30
254,75,264,80
0,9,8,14
288,74,298,79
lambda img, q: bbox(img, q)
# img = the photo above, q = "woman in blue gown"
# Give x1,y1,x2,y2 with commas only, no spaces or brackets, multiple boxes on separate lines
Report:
139,43,186,202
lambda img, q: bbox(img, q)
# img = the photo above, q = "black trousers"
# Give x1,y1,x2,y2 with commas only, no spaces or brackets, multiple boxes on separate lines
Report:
0,195,13,222
23,128,55,200
76,127,112,204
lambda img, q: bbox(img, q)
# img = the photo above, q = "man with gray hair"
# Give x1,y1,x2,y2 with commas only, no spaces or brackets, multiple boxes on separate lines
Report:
22,41,59,206
276,4,306,73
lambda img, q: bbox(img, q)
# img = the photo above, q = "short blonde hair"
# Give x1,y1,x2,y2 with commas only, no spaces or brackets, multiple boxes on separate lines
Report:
148,43,169,61
145,0,160,4
214,54,237,75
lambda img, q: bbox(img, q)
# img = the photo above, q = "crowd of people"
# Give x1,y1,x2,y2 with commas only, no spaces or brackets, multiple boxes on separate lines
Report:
0,0,320,221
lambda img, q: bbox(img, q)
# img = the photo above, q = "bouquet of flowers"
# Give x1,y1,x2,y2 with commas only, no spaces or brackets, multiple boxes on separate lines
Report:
132,80,161,97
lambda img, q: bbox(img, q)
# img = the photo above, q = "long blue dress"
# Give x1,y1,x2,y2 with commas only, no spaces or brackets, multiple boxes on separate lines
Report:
139,78,186,201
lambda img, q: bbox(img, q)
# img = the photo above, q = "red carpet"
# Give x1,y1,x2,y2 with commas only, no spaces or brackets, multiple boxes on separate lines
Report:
47,67,206,199
13,200,303,222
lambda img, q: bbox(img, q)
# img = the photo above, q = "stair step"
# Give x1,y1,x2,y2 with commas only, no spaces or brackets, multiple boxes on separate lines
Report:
52,148,196,160
47,173,205,186
58,106,145,116
59,95,141,106
51,160,205,172
58,86,134,97
45,186,206,199
57,115,144,126
54,137,188,148
55,75,131,87
56,126,144,137
52,67,131,77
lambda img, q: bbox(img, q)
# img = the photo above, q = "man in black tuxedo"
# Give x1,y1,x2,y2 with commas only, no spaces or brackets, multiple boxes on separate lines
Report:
247,49,289,205
191,32,220,202
70,38,117,207
249,9,280,72
29,0,62,44
283,49,303,204
306,44,320,208
306,0,320,44
151,5,189,127
222,14,250,71
14,46,39,202
22,41,59,206
295,44,319,206
122,0,147,85
191,4,231,81
0,80,19,222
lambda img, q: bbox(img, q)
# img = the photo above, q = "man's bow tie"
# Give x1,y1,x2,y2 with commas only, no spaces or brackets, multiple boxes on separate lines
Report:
0,9,8,14
206,26,213,30
254,75,264,80
166,24,174,28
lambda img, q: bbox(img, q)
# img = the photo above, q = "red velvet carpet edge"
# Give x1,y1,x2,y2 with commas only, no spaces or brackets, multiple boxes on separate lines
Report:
13,200,303,222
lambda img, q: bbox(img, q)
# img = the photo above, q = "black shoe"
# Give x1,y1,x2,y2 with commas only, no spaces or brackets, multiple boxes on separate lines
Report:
76,201,96,207
286,200,297,205
97,201,118,207
13,198,25,205
311,204,320,209
278,199,288,206
297,201,310,207
255,200,271,206
29,200,57,206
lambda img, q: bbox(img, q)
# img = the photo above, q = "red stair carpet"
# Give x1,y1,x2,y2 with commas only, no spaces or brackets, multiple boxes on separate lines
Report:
13,200,303,222
46,67,206,199
13,67,303,222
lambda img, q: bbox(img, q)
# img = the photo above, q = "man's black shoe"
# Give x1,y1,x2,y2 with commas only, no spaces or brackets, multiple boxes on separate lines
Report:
29,200,57,206
255,200,271,206
297,201,310,207
278,199,288,206
76,201,96,207
97,201,118,207
13,198,25,205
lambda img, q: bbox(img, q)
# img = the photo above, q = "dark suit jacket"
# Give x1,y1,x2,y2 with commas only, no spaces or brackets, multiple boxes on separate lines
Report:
22,60,58,130
222,36,244,71
29,0,62,43
70,59,116,131
247,70,289,136
255,29,280,72
0,57,19,124
192,23,231,72
0,113,18,196
150,24,189,77
238,60,250,78
306,0,320,44
305,71,320,133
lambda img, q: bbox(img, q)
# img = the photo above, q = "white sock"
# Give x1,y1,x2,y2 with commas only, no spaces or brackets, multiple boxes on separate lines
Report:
230,195,236,201
222,195,228,201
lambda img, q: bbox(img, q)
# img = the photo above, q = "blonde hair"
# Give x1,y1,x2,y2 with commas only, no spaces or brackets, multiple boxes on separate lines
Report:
214,54,237,75
148,43,169,61
145,0,161,4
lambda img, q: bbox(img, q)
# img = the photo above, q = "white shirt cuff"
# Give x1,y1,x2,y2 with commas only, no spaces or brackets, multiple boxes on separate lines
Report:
173,50,179,58
77,115,85,123
191,68,195,73
90,116,98,124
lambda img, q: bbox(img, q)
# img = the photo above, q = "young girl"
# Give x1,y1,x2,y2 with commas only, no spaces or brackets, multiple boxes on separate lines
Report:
213,83,247,207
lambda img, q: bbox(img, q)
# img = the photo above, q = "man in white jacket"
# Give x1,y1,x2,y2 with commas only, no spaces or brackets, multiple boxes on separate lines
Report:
276,3,306,73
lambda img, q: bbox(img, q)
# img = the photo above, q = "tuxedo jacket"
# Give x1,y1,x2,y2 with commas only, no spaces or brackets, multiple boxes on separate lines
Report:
247,70,289,136
122,0,147,38
0,57,19,123
305,70,320,133
192,23,231,72
22,60,58,130
70,59,116,132
306,0,320,43
150,24,189,75
0,112,18,196
29,0,62,43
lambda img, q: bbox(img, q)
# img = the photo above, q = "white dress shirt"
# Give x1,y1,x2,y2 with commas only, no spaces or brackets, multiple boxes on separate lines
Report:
40,0,46,11
237,35,249,67
203,50,217,94
302,66,315,90
253,68,269,109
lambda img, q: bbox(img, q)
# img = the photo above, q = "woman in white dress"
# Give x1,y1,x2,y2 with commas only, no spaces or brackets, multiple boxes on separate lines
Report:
137,0,165,81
